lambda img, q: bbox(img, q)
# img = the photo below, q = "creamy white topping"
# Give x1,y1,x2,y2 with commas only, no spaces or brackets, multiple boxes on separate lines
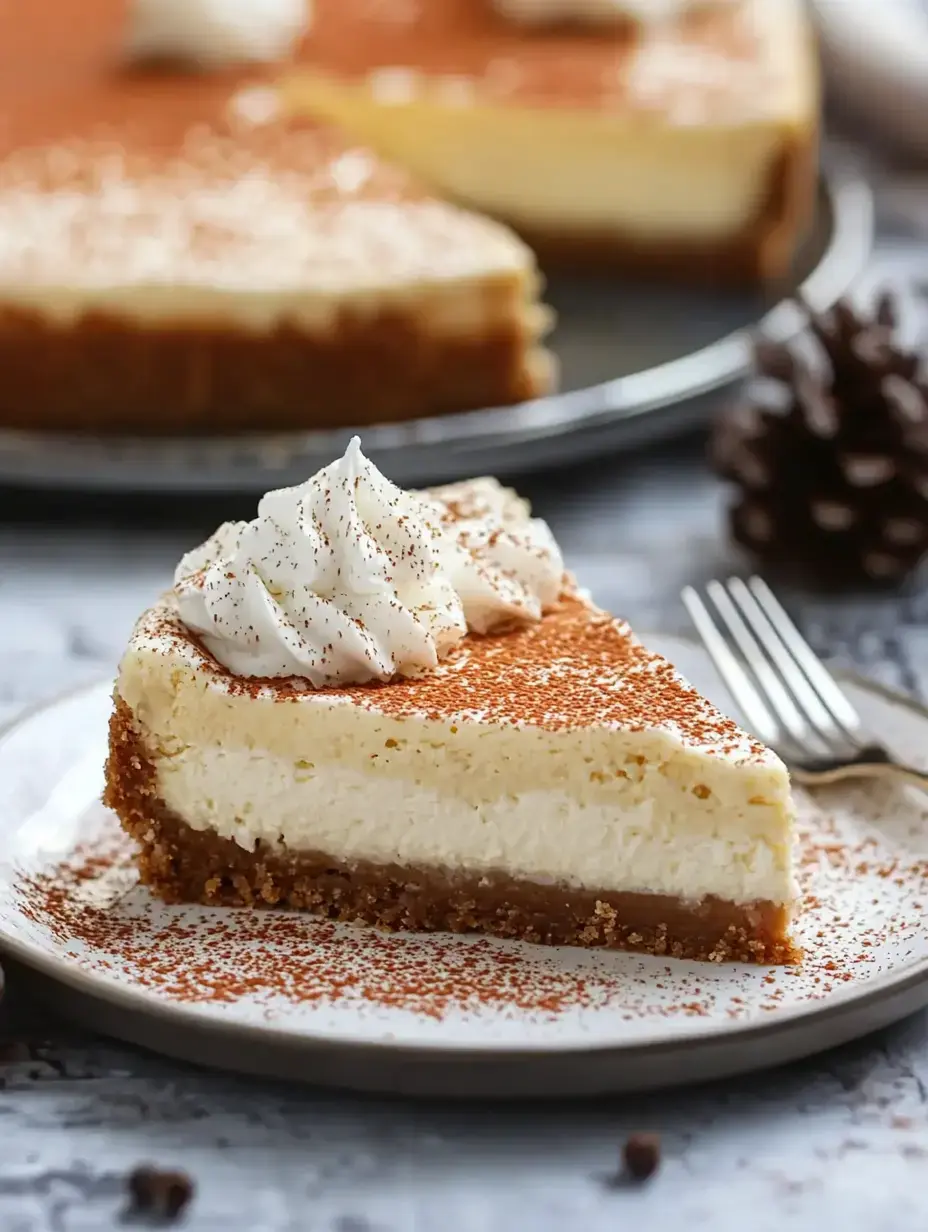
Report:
174,438,466,684
492,0,738,25
423,477,564,634
125,0,310,68
174,438,564,684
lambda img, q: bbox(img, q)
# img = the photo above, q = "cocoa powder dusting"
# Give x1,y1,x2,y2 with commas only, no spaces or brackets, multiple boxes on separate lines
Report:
622,1133,662,1182
126,1166,194,1223
139,594,769,760
16,781,928,1029
18,839,610,1021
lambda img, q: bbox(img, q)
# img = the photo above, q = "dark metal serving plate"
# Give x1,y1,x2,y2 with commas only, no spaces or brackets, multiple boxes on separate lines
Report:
0,164,874,493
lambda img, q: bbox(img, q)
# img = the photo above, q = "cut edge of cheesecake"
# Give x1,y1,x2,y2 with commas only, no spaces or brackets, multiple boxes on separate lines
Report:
104,592,799,965
282,0,820,285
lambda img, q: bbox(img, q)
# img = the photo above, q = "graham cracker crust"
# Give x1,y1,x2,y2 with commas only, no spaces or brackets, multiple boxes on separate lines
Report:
0,306,548,435
104,695,796,965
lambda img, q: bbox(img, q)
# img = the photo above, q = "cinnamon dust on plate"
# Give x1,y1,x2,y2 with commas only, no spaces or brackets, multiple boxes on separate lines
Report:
14,783,928,1023
19,835,610,1020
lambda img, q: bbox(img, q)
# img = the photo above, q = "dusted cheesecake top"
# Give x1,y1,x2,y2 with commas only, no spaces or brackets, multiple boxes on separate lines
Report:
0,122,529,287
0,0,536,321
0,98,536,326
128,591,776,767
174,438,565,685
293,0,808,122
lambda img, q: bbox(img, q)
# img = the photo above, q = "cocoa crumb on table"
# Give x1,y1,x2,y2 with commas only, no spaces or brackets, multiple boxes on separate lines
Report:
125,1166,195,1223
622,1132,662,1181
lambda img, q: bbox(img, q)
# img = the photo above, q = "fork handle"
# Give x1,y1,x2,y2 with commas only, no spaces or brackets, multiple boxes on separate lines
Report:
792,762,928,792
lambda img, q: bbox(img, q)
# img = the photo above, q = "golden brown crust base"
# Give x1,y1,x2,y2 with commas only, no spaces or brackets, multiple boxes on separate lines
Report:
104,696,796,965
523,132,819,286
0,305,547,435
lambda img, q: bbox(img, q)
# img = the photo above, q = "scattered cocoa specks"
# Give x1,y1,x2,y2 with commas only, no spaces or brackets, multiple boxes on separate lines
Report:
19,845,626,1021
125,1166,194,1223
622,1132,661,1181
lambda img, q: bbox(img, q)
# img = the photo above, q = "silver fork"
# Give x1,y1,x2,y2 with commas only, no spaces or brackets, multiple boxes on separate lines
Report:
681,576,928,791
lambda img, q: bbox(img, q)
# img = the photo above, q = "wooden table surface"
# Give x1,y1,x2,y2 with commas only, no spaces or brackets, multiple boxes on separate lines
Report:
1,169,928,1232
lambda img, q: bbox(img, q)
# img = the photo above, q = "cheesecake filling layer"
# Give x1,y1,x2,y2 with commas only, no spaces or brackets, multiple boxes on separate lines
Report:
280,91,789,243
148,742,793,907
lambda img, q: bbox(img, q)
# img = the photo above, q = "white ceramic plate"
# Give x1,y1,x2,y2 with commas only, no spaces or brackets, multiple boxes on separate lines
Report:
3,634,928,1098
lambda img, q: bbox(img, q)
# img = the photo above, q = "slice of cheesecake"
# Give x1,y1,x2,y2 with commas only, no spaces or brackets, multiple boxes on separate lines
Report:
283,0,818,284
0,0,552,435
104,446,796,964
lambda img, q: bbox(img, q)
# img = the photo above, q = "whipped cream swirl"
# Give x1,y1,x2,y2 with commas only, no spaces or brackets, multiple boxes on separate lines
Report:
422,477,564,635
174,438,565,686
493,0,738,26
126,0,310,68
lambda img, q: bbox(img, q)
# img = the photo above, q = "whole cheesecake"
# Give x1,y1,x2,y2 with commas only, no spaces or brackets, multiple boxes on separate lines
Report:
283,0,819,283
0,0,553,435
105,440,797,964
0,0,819,436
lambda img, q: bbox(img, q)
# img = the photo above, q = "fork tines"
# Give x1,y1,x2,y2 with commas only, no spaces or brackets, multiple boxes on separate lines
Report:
681,577,862,756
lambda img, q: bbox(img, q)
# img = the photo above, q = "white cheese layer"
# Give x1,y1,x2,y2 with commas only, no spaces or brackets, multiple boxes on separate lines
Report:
152,743,794,906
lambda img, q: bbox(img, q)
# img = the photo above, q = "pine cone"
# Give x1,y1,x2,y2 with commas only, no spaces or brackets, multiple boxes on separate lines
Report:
711,292,928,588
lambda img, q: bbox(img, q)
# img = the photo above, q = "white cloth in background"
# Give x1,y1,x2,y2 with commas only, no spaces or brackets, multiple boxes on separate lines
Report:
813,0,928,165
